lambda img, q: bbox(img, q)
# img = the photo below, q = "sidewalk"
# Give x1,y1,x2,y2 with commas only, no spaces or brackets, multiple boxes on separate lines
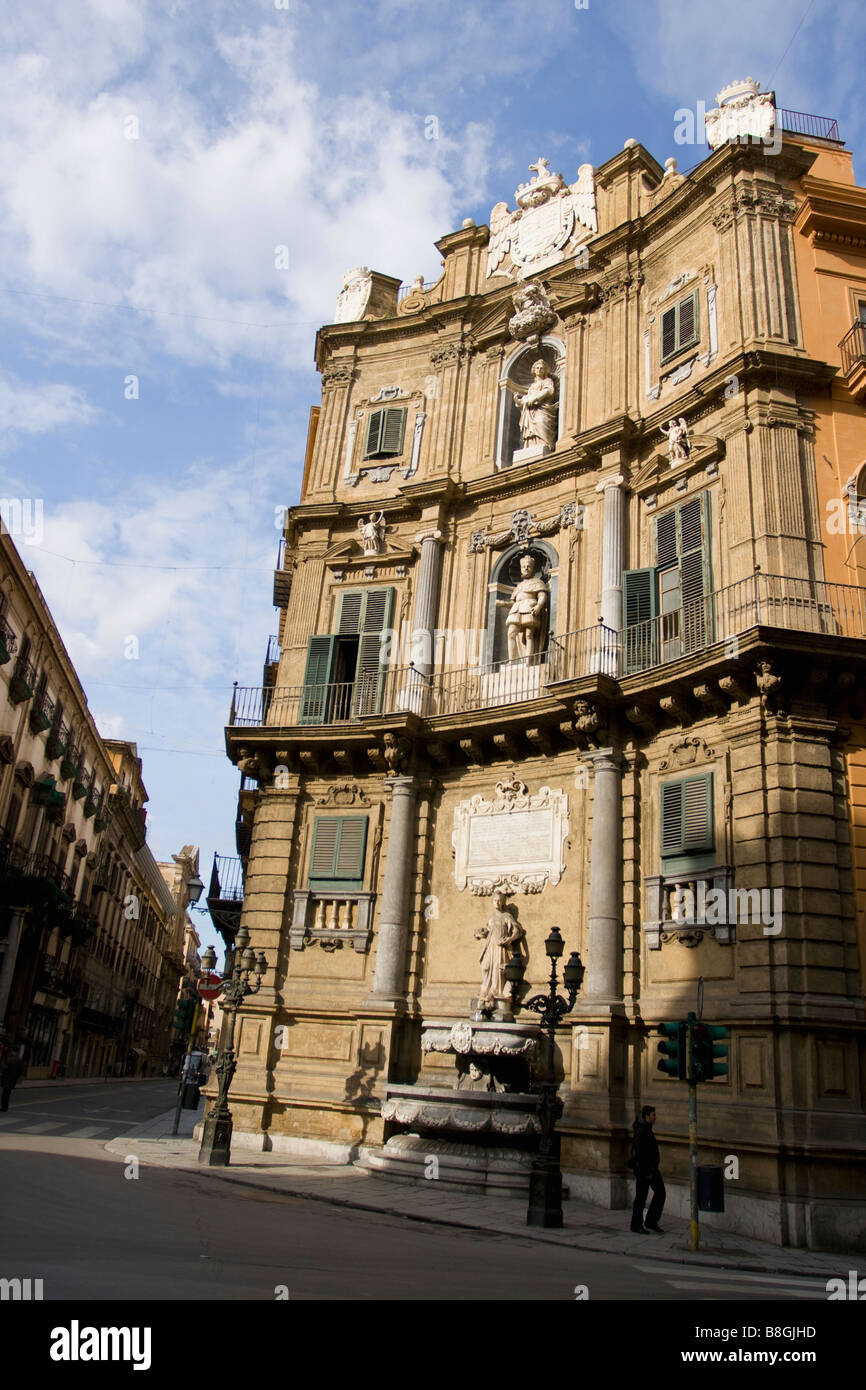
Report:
104,1106,851,1280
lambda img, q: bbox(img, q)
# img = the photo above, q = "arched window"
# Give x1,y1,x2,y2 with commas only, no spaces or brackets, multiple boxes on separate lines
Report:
495,338,565,469
485,541,559,667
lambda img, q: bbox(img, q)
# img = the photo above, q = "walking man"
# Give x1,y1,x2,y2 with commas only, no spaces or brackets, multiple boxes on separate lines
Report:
630,1104,666,1234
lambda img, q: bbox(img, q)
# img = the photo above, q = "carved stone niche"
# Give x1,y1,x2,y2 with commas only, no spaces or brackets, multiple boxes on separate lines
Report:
452,779,569,896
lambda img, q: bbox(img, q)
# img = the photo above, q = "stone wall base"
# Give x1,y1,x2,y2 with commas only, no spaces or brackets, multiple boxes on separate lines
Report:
565,1166,866,1253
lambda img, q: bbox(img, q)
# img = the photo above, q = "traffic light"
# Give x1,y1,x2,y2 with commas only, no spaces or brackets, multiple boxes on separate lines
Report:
173,997,195,1033
691,1023,729,1081
657,1022,686,1079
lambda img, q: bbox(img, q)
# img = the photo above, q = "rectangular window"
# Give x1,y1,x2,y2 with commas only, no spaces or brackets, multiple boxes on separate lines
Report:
308,815,368,889
660,774,715,872
363,407,406,460
300,587,395,724
660,289,700,366
622,493,712,673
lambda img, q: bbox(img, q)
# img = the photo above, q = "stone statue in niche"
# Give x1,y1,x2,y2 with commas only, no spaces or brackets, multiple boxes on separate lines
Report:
357,510,386,555
513,360,558,454
456,1060,505,1093
500,553,550,661
474,890,522,1021
661,416,691,465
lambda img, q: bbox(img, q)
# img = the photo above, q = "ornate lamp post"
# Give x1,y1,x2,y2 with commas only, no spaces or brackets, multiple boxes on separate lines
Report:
505,927,585,1228
169,870,206,1134
197,926,266,1167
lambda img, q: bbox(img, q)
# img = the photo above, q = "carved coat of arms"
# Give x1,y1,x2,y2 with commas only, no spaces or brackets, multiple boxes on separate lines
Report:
487,158,597,281
334,266,373,323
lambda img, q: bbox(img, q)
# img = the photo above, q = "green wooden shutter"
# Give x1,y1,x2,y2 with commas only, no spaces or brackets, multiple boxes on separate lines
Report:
352,587,395,716
622,568,657,673
660,307,677,363
364,410,384,458
680,492,712,651
678,291,700,352
308,815,368,888
299,635,336,724
380,408,406,456
337,590,364,634
334,817,368,880
660,774,714,869
655,509,678,569
309,818,339,877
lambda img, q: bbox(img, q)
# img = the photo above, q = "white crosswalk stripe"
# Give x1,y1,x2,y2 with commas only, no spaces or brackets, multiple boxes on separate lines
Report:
16,1121,66,1133
666,1279,820,1298
65,1125,109,1139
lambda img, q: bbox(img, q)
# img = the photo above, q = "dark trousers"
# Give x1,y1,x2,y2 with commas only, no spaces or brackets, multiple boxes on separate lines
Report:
0,1086,12,1112
631,1170,665,1229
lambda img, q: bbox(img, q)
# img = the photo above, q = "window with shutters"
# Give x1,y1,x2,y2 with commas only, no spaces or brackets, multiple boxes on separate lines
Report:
299,587,395,724
363,407,406,460
308,816,369,889
622,493,712,673
660,774,715,874
660,289,700,366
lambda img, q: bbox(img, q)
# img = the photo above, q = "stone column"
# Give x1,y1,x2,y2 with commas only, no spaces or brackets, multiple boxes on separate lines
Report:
412,531,445,678
577,748,624,1010
0,908,26,1029
368,775,417,1004
596,474,625,677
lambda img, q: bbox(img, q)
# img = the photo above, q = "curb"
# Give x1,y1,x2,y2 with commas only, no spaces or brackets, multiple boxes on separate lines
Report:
102,1132,837,1282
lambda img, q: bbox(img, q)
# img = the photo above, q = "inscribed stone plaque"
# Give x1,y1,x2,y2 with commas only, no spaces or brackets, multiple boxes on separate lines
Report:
452,777,568,895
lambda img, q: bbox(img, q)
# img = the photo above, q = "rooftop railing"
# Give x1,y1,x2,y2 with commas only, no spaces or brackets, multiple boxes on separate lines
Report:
777,108,841,143
228,574,866,728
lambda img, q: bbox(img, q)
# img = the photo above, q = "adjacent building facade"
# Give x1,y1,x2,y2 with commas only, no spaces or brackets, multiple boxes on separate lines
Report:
0,529,197,1078
221,83,866,1251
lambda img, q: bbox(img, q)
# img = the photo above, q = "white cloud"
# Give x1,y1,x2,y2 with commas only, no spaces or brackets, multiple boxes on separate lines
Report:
0,9,495,370
0,371,97,446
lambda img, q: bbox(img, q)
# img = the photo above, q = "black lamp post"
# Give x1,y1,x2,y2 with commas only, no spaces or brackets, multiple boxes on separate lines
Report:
197,926,266,1167
506,927,585,1228
169,870,207,1134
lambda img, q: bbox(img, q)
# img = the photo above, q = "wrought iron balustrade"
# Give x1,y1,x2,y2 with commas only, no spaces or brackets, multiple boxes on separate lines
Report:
777,108,841,142
840,319,866,378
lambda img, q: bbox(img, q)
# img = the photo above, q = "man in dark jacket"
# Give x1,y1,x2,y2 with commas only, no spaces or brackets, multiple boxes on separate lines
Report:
630,1105,666,1233
0,1050,25,1112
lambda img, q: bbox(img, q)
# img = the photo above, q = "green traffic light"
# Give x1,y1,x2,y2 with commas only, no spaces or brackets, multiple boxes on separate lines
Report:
657,1022,687,1079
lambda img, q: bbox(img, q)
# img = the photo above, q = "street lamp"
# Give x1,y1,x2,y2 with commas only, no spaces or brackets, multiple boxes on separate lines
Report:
197,926,266,1167
507,927,585,1229
168,871,210,1134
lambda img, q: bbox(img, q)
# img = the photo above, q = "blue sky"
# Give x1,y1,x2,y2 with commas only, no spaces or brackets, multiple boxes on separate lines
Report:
1,0,863,963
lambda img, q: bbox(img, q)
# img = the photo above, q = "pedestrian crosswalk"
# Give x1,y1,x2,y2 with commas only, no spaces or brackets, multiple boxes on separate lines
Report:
0,1113,116,1139
634,1261,827,1300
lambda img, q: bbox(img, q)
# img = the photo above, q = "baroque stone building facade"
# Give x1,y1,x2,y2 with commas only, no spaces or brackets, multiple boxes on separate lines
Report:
222,84,866,1251
0,528,196,1078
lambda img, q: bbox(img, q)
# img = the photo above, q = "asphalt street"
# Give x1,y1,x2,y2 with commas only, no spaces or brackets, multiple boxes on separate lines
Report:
0,1081,835,1301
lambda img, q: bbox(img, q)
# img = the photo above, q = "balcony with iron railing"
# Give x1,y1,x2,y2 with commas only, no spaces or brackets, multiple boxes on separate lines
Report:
207,852,244,946
0,613,17,665
839,319,866,402
777,108,841,143
227,573,866,733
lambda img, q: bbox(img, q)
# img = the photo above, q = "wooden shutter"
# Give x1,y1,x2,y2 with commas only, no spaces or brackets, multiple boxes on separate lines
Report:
679,493,711,651
380,408,406,456
334,817,368,880
363,410,384,458
309,818,339,878
337,590,364,634
308,816,368,887
299,635,336,724
660,307,677,362
655,510,678,569
678,291,699,352
622,568,657,673
660,774,714,861
352,588,395,716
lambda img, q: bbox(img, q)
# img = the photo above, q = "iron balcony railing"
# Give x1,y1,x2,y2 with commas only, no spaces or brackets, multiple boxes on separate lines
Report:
777,108,841,143
209,853,244,902
840,319,866,377
228,575,866,727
